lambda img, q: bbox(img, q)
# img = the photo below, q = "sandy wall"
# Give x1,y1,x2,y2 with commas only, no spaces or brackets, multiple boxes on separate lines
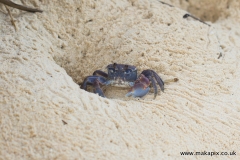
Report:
0,0,240,159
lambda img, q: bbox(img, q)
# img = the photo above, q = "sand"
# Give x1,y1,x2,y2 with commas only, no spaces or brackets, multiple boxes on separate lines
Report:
0,0,240,159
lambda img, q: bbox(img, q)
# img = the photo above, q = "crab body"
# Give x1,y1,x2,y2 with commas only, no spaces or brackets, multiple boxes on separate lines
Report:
80,63,164,99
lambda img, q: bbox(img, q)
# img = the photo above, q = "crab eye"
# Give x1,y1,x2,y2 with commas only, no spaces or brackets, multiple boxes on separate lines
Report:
108,68,115,74
124,69,132,75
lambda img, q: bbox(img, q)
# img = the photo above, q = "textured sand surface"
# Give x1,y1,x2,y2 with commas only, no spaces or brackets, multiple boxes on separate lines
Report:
0,0,240,159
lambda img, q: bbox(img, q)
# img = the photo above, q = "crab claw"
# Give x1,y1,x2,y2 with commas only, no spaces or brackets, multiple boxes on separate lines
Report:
126,74,151,98
126,83,150,98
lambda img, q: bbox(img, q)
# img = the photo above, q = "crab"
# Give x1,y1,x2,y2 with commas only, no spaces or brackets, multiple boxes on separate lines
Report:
80,63,164,99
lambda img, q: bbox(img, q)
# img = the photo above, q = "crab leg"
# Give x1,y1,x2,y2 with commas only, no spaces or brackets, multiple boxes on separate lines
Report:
80,76,106,90
148,76,158,99
141,70,164,91
151,70,164,92
93,79,105,97
80,76,106,97
93,70,108,78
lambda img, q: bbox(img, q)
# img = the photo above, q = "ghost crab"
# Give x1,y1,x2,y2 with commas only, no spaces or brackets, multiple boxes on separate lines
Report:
80,63,164,99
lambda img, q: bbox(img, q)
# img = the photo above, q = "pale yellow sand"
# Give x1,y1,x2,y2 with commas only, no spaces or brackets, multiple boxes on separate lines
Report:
0,0,240,159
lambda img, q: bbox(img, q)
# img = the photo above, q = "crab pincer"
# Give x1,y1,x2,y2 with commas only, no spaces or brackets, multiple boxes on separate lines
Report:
126,74,150,98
